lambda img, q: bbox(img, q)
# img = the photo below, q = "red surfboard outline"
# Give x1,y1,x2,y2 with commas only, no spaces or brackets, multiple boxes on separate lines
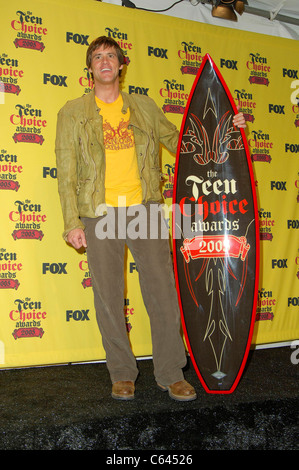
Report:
172,53,260,394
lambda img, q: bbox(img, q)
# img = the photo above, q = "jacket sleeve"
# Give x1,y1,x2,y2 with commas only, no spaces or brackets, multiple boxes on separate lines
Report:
155,104,180,155
55,105,85,240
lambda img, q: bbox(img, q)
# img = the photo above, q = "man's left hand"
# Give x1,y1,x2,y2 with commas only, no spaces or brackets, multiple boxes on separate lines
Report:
233,112,246,129
233,105,246,129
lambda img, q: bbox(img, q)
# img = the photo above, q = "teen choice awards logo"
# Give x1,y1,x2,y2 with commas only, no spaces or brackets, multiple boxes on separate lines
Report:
9,199,46,241
178,41,204,76
105,26,132,65
234,88,256,124
160,78,189,115
0,53,24,96
0,149,22,192
79,254,92,288
248,128,273,163
79,68,94,94
10,297,46,340
10,103,46,145
256,288,276,321
0,248,22,291
162,163,175,200
124,298,135,333
247,52,271,86
11,10,47,52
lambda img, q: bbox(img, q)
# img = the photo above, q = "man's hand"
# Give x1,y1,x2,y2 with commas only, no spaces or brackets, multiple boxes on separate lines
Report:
67,228,87,249
233,106,246,129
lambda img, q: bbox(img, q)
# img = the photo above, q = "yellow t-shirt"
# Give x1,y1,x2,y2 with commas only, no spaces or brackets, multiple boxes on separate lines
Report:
95,94,142,207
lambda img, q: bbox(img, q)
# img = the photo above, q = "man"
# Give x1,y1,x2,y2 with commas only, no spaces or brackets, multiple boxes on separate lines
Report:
55,36,246,401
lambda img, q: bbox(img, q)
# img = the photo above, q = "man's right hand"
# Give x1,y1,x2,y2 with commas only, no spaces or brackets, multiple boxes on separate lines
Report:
67,228,87,250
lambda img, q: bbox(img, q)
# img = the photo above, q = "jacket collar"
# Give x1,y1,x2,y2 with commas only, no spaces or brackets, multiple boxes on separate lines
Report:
82,88,145,131
84,88,131,116
83,88,100,121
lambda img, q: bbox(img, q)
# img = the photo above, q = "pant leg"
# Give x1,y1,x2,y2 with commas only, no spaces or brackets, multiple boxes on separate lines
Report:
126,204,187,386
83,215,139,384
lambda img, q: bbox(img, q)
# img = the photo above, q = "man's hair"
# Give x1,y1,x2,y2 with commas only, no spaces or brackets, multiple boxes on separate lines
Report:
86,36,125,70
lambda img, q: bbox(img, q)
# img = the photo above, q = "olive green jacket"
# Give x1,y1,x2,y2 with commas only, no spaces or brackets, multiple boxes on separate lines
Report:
55,89,179,240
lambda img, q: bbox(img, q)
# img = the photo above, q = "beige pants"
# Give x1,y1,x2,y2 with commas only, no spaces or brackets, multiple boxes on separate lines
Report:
82,203,186,386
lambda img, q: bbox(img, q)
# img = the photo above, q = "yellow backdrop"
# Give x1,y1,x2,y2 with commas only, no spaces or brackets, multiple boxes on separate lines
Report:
1,0,298,368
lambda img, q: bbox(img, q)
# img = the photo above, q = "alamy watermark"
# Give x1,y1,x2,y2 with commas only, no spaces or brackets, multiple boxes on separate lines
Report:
95,200,199,241
291,80,299,105
290,340,299,365
94,193,241,241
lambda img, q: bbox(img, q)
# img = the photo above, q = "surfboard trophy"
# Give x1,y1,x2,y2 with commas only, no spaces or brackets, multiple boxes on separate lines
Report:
172,54,259,394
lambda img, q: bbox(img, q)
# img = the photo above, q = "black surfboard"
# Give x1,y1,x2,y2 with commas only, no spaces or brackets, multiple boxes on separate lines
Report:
172,54,259,393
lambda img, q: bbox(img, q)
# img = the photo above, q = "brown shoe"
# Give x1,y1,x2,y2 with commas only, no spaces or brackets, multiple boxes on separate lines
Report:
158,380,197,401
111,381,135,400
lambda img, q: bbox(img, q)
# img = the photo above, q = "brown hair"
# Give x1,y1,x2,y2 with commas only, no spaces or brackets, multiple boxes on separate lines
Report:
86,36,125,70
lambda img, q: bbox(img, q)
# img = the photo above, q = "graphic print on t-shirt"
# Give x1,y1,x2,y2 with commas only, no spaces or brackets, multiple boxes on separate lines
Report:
96,93,142,206
103,118,134,151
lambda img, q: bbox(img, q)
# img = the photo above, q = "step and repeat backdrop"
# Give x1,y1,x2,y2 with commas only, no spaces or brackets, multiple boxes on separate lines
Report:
1,0,298,368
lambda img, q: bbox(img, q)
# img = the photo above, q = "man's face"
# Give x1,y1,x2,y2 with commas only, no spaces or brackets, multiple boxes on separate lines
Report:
89,45,123,86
